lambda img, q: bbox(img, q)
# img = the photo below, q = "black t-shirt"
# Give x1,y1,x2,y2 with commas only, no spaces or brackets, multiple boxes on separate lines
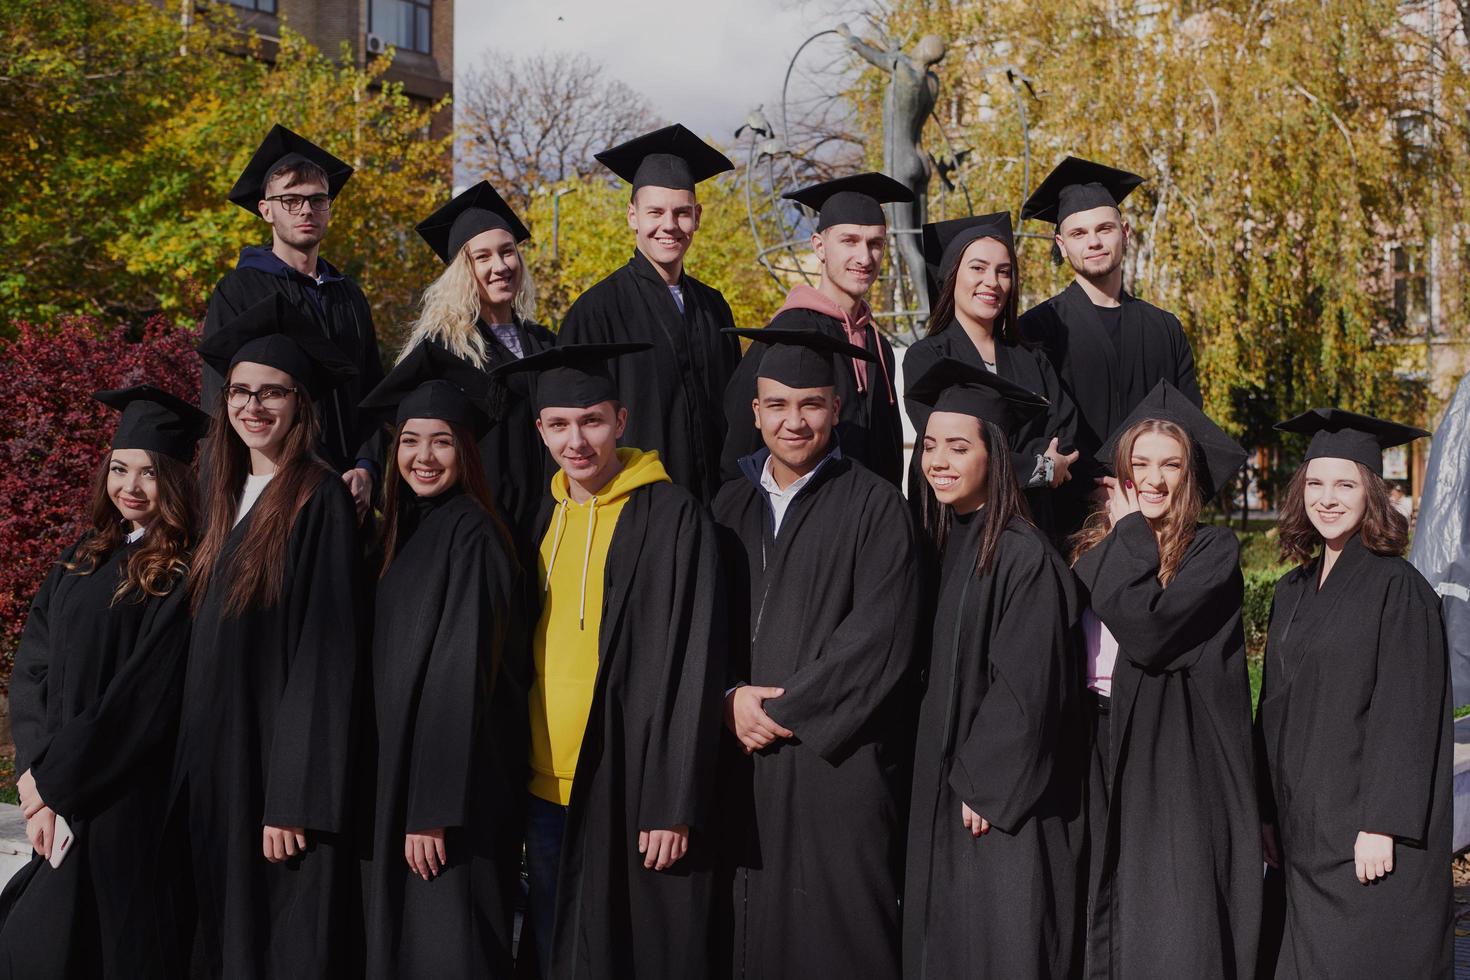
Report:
1093,303,1123,358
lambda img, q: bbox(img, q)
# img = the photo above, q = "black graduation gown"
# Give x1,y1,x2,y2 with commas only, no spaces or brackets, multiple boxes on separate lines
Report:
0,537,190,979
202,256,386,472
1255,536,1452,979
535,481,725,980
557,251,741,503
901,324,1079,538
1019,283,1200,536
468,318,555,565
711,450,921,980
362,491,529,980
171,474,361,979
719,308,905,487
1073,513,1260,979
903,511,1083,980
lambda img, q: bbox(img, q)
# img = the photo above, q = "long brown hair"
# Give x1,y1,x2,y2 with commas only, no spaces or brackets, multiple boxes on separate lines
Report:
189,377,334,616
924,234,1024,344
1276,461,1408,565
66,450,198,603
918,415,1033,577
377,419,516,577
1069,418,1202,586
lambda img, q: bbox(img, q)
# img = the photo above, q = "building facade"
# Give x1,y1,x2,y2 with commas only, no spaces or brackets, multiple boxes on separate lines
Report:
218,0,453,135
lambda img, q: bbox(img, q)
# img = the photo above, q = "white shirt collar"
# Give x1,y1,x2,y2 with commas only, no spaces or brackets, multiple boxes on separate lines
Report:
125,524,146,544
759,453,820,498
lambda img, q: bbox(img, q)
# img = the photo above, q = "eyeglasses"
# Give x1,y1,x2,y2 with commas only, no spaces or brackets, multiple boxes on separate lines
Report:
263,193,332,215
225,384,298,409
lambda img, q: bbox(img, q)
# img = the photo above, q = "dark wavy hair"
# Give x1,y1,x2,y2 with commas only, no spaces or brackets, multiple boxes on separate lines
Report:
66,450,198,603
923,233,1024,345
378,419,516,577
189,375,334,616
917,414,1033,577
1276,461,1407,565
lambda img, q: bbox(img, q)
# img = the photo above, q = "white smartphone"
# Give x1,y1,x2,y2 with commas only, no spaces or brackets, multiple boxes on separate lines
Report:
48,814,74,870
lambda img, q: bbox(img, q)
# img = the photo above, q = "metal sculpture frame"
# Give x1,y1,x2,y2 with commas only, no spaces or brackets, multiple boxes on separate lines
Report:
738,28,1044,344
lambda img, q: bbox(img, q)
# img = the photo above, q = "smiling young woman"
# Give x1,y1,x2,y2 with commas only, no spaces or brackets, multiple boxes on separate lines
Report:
357,342,528,979
0,385,204,978
1070,382,1260,979
902,212,1079,542
1256,409,1451,978
902,357,1082,980
175,294,363,975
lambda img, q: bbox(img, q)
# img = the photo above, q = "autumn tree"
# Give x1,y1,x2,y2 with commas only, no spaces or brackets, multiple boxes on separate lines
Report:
860,0,1452,482
0,0,452,343
458,51,659,213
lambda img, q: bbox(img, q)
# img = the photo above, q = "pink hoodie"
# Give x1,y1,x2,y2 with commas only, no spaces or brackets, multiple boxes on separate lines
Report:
771,285,895,404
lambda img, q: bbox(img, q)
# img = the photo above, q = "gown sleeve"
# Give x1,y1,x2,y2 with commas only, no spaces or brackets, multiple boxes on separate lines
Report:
31,584,190,820
1357,570,1448,844
900,340,940,450
8,556,69,775
403,532,515,832
1074,513,1242,672
763,490,922,764
948,543,1075,834
556,287,613,345
1168,313,1203,408
261,481,360,834
350,292,387,471
1254,593,1280,826
634,501,726,833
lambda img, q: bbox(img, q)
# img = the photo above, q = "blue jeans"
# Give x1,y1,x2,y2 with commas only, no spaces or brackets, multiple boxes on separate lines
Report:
524,794,568,979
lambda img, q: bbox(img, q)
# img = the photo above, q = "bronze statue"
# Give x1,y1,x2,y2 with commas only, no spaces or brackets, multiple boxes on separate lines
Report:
838,25,946,313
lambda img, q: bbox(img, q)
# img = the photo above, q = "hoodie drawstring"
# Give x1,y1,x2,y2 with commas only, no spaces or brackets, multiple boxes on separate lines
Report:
578,497,598,629
543,499,569,594
542,495,599,629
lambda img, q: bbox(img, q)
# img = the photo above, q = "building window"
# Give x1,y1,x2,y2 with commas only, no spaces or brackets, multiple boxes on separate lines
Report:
1390,243,1429,334
226,0,277,12
370,0,432,55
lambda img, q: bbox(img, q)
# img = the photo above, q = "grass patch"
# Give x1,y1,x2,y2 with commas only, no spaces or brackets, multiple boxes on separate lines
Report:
1455,705,1470,721
0,755,17,806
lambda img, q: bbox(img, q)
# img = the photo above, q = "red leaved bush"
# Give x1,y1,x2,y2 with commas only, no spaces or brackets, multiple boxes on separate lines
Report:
0,314,200,692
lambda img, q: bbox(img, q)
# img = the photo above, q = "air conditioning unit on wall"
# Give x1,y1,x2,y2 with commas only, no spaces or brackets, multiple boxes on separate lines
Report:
366,33,385,55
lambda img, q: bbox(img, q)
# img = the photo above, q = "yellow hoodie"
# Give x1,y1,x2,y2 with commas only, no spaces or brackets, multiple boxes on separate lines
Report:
528,448,670,805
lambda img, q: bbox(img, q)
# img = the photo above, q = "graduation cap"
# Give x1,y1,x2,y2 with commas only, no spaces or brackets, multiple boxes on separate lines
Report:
491,343,651,413
416,180,530,264
93,384,211,462
227,124,355,214
595,123,734,193
782,172,915,231
359,342,502,438
905,356,1049,437
1020,156,1144,227
723,327,874,390
921,211,1015,287
1097,381,1246,499
1274,408,1429,476
196,295,357,400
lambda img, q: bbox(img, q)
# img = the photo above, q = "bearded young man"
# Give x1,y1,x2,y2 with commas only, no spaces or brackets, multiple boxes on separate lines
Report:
720,173,913,487
1018,156,1202,539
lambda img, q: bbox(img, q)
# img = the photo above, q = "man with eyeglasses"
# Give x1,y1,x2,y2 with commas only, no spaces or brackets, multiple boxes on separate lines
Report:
201,124,386,519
